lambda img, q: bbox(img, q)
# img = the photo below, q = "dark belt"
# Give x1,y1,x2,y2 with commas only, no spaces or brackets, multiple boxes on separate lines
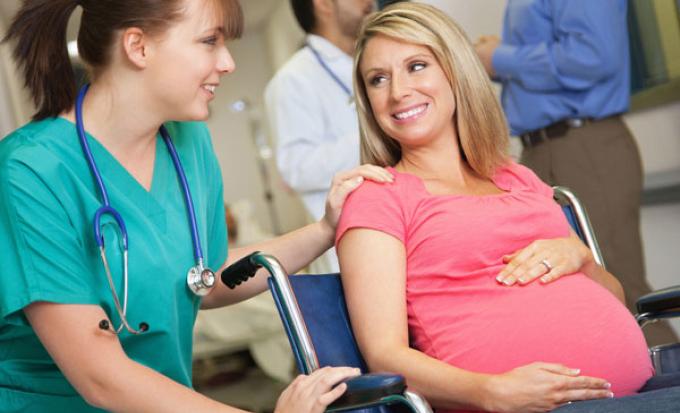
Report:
519,117,595,148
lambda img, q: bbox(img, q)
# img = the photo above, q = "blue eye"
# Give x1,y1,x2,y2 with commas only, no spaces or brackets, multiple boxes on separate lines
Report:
202,36,218,46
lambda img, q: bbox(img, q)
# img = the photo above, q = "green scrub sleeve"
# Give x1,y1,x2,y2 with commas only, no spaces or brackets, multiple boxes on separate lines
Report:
0,155,98,326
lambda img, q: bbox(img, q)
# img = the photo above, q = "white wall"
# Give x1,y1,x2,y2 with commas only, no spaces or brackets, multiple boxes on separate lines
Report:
0,13,14,135
625,101,680,174
264,0,304,72
0,13,33,135
0,43,17,137
627,101,680,333
421,0,505,41
208,29,308,235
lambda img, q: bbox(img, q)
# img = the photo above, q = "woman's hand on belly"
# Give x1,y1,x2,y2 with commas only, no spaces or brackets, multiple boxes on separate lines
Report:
482,362,613,413
496,233,592,287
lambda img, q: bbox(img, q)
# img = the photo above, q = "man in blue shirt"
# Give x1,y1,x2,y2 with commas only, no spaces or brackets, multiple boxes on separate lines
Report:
475,0,676,346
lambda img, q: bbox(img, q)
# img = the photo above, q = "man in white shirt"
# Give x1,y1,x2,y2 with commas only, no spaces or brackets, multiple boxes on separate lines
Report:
265,0,375,271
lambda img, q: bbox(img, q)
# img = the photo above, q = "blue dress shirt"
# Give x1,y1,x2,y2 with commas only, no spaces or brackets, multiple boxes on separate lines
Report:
492,0,630,135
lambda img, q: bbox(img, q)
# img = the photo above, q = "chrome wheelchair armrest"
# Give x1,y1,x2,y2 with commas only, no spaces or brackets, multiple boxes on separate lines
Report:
636,285,680,326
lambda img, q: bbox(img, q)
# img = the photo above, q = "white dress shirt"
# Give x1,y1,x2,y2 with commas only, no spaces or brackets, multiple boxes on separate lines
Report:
265,34,360,222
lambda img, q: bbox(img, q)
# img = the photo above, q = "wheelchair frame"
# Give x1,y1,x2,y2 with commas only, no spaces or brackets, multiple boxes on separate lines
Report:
257,253,431,413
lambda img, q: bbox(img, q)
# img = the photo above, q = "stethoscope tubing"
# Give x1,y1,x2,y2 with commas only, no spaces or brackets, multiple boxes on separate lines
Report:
75,84,212,334
160,126,204,264
306,43,352,98
76,85,129,250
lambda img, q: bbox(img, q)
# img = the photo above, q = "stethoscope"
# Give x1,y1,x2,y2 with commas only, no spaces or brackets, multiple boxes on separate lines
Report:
306,43,353,103
75,84,216,335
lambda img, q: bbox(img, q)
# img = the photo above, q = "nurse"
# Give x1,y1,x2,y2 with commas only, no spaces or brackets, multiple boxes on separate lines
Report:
0,0,392,412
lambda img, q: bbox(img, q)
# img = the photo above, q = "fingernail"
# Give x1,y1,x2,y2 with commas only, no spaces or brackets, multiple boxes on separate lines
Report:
540,276,549,283
608,392,614,398
571,369,580,375
495,276,504,283
355,176,364,183
604,382,611,389
354,368,361,374
503,278,514,286
518,277,527,284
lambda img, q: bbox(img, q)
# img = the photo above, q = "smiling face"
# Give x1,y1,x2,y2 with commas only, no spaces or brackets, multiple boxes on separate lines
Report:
145,0,235,121
359,34,456,152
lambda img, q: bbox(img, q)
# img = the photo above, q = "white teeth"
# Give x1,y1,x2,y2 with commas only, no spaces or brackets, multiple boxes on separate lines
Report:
203,85,216,93
394,104,426,120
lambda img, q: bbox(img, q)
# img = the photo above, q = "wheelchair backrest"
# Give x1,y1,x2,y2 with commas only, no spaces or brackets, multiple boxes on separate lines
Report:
268,275,395,413
268,274,368,374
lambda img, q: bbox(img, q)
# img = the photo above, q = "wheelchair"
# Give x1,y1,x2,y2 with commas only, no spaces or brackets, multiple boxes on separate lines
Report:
221,186,680,412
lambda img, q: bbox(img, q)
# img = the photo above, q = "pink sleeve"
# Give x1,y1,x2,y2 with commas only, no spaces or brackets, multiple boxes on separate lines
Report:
506,162,554,198
335,180,407,247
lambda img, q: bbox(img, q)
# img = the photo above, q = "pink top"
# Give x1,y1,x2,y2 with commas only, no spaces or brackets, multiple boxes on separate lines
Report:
337,163,652,412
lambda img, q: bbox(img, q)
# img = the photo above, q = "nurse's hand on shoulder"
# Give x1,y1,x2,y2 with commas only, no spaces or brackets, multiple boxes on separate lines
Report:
274,367,361,413
322,164,393,231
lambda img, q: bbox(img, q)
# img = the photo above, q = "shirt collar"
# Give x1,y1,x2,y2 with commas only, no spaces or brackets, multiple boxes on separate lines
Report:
306,34,352,62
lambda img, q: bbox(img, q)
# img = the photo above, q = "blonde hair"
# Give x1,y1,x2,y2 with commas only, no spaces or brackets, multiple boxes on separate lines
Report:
353,2,509,178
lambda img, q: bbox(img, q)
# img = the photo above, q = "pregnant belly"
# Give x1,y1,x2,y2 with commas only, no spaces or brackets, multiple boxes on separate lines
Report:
412,274,654,396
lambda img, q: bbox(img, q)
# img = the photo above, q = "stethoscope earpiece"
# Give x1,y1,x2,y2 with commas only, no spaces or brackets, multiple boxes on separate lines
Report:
98,319,149,334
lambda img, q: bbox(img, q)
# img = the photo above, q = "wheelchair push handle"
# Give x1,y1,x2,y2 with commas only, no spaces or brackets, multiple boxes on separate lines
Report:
220,251,290,290
220,251,263,289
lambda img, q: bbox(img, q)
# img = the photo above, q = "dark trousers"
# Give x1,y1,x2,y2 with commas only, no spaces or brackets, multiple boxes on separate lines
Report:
520,116,678,347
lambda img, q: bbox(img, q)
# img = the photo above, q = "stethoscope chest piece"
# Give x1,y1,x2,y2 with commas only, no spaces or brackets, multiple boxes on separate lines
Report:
187,264,216,296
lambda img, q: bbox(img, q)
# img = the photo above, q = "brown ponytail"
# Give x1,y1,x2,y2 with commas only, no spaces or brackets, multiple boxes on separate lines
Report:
3,0,243,121
3,0,80,120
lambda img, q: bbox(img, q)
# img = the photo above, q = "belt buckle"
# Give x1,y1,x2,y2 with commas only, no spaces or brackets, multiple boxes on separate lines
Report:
566,118,585,128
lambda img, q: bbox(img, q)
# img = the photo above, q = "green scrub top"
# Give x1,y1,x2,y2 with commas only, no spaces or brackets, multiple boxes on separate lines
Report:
0,118,228,412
